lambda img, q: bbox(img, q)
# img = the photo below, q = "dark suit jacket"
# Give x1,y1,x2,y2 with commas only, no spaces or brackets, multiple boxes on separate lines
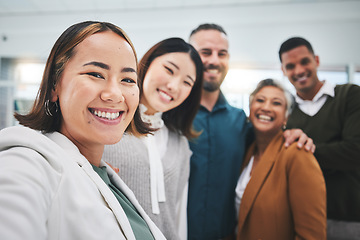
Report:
237,131,327,240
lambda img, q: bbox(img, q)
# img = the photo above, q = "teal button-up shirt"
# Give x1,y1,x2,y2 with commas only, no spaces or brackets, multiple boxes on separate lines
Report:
188,92,253,239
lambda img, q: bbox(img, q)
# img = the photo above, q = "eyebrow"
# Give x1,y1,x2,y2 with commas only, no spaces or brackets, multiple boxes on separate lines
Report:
257,95,285,102
274,98,285,102
168,61,195,83
187,75,195,83
121,67,136,73
83,61,136,73
168,61,180,70
83,61,110,70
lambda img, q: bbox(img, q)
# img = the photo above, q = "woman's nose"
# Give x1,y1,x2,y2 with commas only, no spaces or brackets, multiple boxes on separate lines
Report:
261,101,271,110
166,77,180,93
100,81,125,103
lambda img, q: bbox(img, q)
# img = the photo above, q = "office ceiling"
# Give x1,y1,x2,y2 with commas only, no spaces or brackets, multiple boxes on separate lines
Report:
0,0,347,15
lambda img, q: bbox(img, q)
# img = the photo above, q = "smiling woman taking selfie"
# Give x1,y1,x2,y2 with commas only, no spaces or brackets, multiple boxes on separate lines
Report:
0,21,165,240
235,79,327,240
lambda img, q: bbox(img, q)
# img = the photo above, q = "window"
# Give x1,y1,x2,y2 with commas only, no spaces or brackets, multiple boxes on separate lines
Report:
14,62,45,114
352,70,360,86
0,58,45,129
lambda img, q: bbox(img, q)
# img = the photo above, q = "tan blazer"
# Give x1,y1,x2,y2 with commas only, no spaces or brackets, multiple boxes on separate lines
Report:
237,131,326,240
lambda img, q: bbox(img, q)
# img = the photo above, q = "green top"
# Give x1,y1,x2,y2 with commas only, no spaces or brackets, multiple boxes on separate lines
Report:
92,165,155,240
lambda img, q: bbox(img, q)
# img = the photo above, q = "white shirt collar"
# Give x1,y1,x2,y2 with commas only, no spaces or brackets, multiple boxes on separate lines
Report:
139,104,164,129
295,80,335,104
294,80,336,116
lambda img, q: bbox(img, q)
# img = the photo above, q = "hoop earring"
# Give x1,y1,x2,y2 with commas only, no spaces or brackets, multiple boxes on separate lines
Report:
45,100,59,117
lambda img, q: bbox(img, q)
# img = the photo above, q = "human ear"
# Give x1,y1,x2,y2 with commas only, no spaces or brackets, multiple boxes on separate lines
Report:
315,55,320,67
281,65,286,75
51,87,59,102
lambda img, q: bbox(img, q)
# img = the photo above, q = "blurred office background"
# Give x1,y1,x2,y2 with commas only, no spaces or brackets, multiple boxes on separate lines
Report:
0,0,359,129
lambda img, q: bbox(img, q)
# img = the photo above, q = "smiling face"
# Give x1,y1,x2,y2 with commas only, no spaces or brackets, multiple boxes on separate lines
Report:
141,52,196,115
250,86,287,138
51,31,138,161
281,45,322,100
190,29,229,92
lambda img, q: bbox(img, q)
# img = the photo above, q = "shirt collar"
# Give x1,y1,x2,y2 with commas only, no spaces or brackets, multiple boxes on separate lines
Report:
139,104,164,129
212,91,228,111
295,80,335,104
92,165,111,185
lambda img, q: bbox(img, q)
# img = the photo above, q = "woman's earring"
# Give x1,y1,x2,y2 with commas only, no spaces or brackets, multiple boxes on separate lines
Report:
45,100,59,117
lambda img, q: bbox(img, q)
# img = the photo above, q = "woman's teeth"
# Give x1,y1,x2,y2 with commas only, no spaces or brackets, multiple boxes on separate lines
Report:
258,115,272,121
159,90,172,101
93,110,120,120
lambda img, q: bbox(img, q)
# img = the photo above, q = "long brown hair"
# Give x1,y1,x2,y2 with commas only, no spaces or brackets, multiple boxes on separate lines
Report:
15,21,150,136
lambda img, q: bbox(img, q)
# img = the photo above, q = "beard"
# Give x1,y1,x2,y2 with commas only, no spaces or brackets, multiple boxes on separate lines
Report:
203,80,221,92
202,64,227,92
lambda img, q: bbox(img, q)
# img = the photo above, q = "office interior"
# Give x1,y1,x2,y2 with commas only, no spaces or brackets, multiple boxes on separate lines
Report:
0,0,359,129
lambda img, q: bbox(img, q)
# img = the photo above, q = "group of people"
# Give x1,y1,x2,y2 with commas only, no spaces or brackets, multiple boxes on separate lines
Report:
0,20,359,240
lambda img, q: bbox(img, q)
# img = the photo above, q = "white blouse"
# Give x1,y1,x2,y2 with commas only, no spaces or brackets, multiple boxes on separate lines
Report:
235,155,254,217
139,104,169,214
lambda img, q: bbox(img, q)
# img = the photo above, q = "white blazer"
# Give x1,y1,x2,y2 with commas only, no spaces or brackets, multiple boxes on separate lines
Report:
0,126,166,240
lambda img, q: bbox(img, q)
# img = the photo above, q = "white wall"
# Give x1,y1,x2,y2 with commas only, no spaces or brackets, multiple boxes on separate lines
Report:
0,0,359,67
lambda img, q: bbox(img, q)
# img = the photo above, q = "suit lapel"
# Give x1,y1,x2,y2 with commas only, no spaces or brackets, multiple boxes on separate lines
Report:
105,162,165,239
48,131,141,239
78,159,136,239
238,131,284,233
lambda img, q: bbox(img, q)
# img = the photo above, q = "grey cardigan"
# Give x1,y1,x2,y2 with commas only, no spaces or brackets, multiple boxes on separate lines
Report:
103,129,191,240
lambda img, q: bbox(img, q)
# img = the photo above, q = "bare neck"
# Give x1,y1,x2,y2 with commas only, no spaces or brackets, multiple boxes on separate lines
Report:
298,80,324,101
78,144,104,167
254,136,271,156
253,129,279,157
201,89,220,112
